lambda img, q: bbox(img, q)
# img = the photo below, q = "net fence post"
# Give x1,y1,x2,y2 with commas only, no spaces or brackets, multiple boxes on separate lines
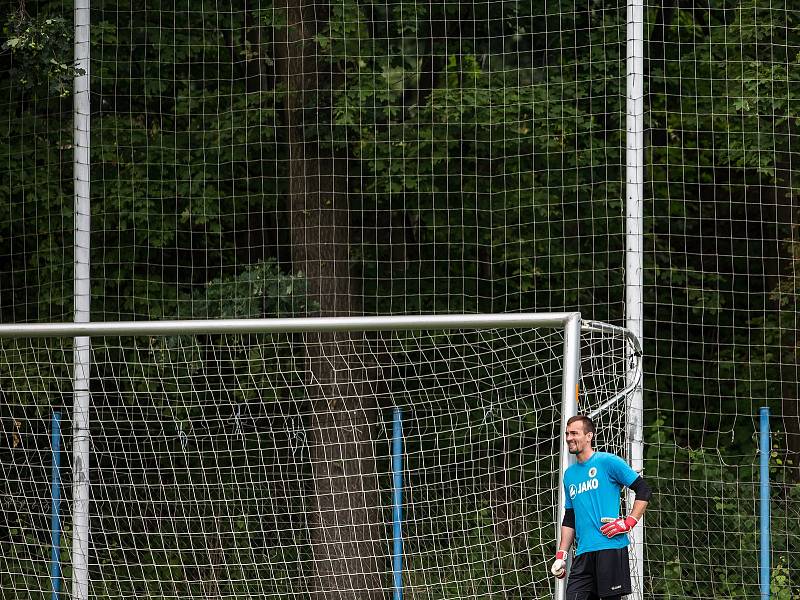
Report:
72,340,91,600
556,313,581,600
50,411,62,600
392,406,404,600
73,0,91,596
759,407,770,600
626,0,645,594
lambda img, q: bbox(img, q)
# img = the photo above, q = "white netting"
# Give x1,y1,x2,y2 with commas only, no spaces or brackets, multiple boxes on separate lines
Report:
2,0,798,598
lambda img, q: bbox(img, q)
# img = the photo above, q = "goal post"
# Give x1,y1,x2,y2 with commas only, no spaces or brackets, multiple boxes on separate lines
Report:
556,314,580,600
0,314,640,600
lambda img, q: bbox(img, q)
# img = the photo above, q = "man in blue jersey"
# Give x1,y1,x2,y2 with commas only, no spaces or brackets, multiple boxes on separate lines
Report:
550,415,652,599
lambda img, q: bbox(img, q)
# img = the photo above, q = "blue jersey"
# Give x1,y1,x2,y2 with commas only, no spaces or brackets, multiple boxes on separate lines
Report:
563,451,639,555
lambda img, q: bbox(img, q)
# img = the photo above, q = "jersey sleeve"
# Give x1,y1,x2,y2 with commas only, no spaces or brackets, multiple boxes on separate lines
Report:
563,480,573,509
606,454,639,487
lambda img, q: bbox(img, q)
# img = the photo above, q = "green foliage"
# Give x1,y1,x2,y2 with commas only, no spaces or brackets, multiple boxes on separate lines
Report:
646,417,800,597
2,11,81,97
1,0,799,597
646,0,798,455
307,0,628,315
191,258,315,319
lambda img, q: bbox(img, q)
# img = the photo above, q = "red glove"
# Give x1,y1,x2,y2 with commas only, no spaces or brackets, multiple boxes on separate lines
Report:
600,515,638,538
550,550,567,579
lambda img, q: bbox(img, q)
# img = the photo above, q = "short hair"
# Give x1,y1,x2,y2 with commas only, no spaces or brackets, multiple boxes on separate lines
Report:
567,415,595,435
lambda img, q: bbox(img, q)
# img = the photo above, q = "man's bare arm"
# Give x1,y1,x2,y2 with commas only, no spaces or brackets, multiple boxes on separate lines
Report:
558,525,575,552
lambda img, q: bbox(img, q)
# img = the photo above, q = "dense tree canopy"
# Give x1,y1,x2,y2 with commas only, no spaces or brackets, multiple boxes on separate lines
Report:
0,0,798,597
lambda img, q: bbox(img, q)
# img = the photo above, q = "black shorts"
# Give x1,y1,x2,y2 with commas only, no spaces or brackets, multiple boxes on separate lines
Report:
566,547,632,600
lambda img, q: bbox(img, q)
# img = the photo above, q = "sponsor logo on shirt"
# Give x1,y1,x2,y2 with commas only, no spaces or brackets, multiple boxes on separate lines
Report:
569,477,599,499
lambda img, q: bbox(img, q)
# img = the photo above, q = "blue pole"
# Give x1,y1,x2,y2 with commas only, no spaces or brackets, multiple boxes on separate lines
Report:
51,411,62,600
392,407,403,600
759,406,770,600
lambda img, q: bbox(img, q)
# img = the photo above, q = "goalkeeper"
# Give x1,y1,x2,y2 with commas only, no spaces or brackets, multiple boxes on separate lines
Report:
550,415,652,599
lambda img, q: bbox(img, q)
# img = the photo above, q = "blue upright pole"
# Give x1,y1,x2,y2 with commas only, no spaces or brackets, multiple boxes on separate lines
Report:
392,407,404,600
51,411,62,600
759,406,770,600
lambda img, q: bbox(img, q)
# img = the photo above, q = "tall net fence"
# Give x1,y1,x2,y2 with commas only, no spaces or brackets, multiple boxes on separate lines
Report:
0,0,798,597
0,324,637,599
1,0,628,322
645,2,799,596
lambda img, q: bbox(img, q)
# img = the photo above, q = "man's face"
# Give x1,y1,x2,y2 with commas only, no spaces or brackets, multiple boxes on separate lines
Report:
565,421,593,455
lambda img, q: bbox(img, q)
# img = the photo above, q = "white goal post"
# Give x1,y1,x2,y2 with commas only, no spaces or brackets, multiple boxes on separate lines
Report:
0,313,641,600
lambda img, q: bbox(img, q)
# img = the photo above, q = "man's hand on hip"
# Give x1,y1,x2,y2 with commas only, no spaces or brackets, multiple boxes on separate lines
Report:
600,515,638,538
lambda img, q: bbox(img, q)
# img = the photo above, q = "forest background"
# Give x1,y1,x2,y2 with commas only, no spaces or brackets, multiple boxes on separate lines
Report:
0,0,798,597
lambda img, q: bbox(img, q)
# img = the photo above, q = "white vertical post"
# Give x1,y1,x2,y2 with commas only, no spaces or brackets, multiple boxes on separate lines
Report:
556,314,581,600
73,0,91,597
626,0,645,597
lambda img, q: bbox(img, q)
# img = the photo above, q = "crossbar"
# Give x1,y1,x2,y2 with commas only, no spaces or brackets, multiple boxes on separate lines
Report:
0,313,579,338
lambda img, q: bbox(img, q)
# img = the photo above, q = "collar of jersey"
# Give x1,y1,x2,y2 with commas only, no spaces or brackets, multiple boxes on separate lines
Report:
576,451,599,467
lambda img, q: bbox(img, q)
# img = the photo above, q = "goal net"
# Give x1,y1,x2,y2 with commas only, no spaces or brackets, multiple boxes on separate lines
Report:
0,315,639,599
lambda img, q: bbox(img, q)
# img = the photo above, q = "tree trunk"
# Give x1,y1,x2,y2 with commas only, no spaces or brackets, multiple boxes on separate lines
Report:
275,3,384,598
305,337,383,600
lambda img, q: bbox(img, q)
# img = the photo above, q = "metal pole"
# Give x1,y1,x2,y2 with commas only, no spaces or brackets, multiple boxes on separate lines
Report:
73,0,91,596
51,411,62,600
0,312,579,339
759,407,770,600
626,0,645,596
556,314,581,600
392,407,404,600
